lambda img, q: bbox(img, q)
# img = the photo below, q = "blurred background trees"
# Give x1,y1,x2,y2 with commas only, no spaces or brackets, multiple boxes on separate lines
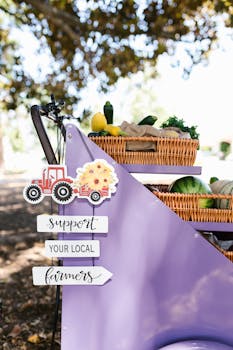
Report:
1,0,233,110
0,0,232,171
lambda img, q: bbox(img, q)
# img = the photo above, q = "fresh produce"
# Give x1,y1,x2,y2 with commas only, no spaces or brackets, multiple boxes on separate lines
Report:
210,176,219,184
88,131,110,137
169,176,212,194
161,116,199,140
90,108,127,136
103,101,114,124
104,125,127,136
209,178,233,209
163,129,179,138
91,112,107,132
99,130,110,136
209,179,230,193
88,132,101,137
169,176,214,208
138,115,157,126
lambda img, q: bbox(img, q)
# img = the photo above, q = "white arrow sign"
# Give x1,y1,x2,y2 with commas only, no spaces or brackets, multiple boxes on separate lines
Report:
45,240,100,258
32,266,113,286
37,215,108,233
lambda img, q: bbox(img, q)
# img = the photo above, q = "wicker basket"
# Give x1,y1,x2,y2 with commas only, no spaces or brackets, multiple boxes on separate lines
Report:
213,244,233,263
89,136,199,166
150,189,233,262
154,192,233,223
221,250,233,262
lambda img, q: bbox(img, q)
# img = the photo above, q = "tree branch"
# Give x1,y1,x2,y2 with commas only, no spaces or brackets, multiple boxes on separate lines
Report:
0,5,28,25
23,0,82,37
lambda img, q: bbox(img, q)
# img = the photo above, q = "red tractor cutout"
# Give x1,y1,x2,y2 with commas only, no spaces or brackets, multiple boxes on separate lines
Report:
23,160,118,205
23,165,74,205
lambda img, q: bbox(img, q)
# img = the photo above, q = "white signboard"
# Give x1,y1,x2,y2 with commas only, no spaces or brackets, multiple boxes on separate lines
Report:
37,215,108,233
45,240,100,258
32,266,113,286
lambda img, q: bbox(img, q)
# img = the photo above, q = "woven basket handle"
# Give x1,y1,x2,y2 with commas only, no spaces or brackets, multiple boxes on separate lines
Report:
125,137,157,152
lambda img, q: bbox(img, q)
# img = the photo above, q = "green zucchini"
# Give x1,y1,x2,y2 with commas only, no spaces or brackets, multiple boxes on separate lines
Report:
99,130,110,136
138,115,157,126
88,132,101,137
88,130,110,137
103,101,113,124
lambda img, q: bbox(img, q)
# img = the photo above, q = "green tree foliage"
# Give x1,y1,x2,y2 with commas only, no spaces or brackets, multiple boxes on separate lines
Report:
219,140,231,160
0,0,232,112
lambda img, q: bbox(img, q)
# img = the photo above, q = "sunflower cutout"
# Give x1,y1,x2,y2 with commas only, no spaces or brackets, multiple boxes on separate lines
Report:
74,159,119,205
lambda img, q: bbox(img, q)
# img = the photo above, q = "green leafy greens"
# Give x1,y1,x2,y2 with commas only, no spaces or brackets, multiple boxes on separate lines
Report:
161,116,199,140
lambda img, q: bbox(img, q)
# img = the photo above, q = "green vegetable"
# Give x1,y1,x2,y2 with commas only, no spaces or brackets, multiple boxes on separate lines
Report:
88,130,110,137
99,130,110,136
88,132,101,137
209,176,219,184
103,101,113,124
169,175,214,208
138,115,157,126
161,116,199,139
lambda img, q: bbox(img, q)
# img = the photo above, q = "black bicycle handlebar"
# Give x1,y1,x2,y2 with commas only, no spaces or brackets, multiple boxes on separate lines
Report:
30,95,80,164
31,104,58,164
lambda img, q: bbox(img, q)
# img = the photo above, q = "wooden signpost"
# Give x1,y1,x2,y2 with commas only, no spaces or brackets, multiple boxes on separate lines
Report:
45,240,100,258
37,214,108,233
32,266,112,286
33,213,111,286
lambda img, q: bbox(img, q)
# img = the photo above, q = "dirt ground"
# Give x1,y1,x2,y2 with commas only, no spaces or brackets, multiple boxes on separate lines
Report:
1,174,233,350
0,176,61,350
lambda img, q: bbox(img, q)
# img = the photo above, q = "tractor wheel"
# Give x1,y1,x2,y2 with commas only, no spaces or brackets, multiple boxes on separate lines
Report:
90,191,101,203
52,182,74,204
23,184,44,204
